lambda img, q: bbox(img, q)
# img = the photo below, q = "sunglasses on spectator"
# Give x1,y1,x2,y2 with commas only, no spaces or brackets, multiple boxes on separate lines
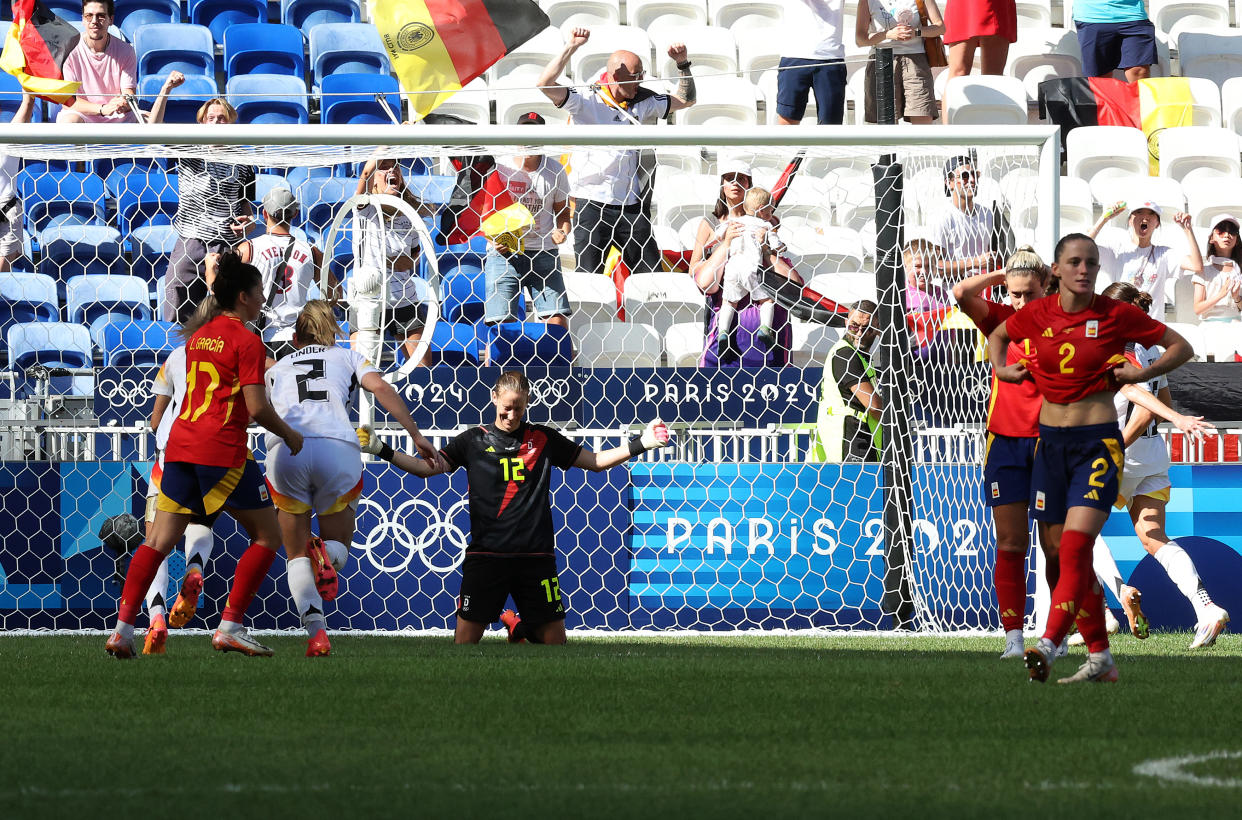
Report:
721,173,750,184
847,321,870,332
954,171,975,182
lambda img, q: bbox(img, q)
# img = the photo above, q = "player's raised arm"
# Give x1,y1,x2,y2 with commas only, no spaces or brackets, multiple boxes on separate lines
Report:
357,424,445,478
952,269,1007,325
573,419,672,472
360,372,442,468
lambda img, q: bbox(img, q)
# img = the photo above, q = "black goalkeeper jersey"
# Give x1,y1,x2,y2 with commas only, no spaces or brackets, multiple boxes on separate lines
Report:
440,422,583,556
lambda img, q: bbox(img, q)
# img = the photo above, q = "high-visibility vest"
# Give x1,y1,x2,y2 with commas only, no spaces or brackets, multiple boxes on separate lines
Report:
807,337,882,462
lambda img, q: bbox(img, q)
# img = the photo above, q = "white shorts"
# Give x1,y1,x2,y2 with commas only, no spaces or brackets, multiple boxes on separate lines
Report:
144,452,165,523
265,437,363,515
722,267,772,304
1117,435,1172,506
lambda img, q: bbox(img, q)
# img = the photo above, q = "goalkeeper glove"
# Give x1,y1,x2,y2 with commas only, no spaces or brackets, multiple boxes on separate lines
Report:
356,424,395,461
629,419,671,456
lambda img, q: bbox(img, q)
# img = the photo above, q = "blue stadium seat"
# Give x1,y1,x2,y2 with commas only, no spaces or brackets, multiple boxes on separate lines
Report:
107,169,179,236
66,273,154,335
483,322,572,367
134,24,215,79
38,226,126,279
297,177,356,242
43,0,83,21
224,23,305,79
19,170,107,234
130,225,179,282
0,70,41,122
437,248,487,324
137,73,217,124
320,73,401,125
8,321,94,396
227,74,309,124
282,0,360,30
427,321,481,366
100,319,176,367
115,0,181,42
188,0,267,42
0,273,58,342
308,24,390,91
405,174,456,207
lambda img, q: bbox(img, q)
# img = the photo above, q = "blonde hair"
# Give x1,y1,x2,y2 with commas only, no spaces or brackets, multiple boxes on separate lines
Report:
493,370,530,396
293,300,341,348
1005,245,1050,288
743,186,771,215
196,97,237,124
176,295,222,341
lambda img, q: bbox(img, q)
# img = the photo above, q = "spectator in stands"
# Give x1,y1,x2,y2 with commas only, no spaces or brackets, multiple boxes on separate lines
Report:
1192,215,1242,322
1090,200,1202,318
931,155,1000,282
145,70,185,124
1072,0,1158,82
0,92,35,273
808,300,882,462
482,112,572,334
57,0,137,124
942,0,1016,114
856,0,943,124
904,237,950,310
350,157,436,368
690,158,801,367
536,27,695,277
777,0,847,125
163,98,255,323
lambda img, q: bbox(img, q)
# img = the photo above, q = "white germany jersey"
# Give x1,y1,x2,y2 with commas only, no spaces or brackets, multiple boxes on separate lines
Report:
152,345,187,451
251,233,317,337
265,344,379,447
1114,343,1167,439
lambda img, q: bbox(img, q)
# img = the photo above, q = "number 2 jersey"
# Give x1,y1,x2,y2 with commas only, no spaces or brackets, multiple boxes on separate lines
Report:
264,344,378,448
1004,294,1167,403
165,315,266,468
440,422,582,557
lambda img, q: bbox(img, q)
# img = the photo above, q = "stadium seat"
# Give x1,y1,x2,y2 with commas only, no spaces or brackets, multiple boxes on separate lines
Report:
1172,274,1198,323
319,73,402,125
107,169,179,236
66,274,154,350
224,24,305,79
785,226,866,277
438,249,488,324
1014,0,1054,26
675,76,758,126
943,75,1028,125
1167,321,1206,359
493,87,570,125
562,270,618,335
1090,175,1185,218
808,271,876,305
133,24,214,79
281,0,361,30
1004,41,1082,103
0,70,41,123
227,74,309,124
489,28,563,83
1066,126,1149,188
100,319,177,367
1055,176,1095,234
297,177,356,242
114,0,181,42
654,146,705,177
736,27,783,78
137,73,217,123
1221,75,1242,136
1141,76,1222,128
630,0,710,37
664,321,705,366
482,322,573,367
1185,175,1242,231
0,273,58,342
789,321,842,368
1200,320,1241,360
568,25,653,80
543,0,619,29
1178,31,1242,91
42,0,82,20
188,0,266,42
1150,0,1230,42
309,24,391,92
38,227,125,279
1158,126,1241,184
427,76,489,125
709,0,782,32
130,225,179,281
653,25,737,76
623,272,705,340
19,170,107,234
426,320,481,366
574,320,663,367
8,321,94,396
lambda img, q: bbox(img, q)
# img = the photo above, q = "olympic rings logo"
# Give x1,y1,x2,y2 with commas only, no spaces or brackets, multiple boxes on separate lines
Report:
353,497,470,575
527,377,572,407
96,376,155,402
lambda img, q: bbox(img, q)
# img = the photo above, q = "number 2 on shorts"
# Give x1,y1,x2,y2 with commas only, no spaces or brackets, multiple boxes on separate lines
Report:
1087,457,1109,488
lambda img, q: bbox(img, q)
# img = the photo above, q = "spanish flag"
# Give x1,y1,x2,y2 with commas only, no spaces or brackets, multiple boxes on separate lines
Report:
0,0,81,104
369,0,550,120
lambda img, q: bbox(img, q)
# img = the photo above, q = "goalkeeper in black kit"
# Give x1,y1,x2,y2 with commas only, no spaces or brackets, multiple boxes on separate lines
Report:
358,370,671,644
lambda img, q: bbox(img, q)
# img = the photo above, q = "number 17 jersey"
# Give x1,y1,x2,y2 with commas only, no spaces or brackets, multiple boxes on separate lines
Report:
265,344,378,447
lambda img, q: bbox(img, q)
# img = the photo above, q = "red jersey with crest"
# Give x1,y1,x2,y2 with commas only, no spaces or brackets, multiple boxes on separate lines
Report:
974,300,1043,437
165,314,267,467
1004,294,1166,404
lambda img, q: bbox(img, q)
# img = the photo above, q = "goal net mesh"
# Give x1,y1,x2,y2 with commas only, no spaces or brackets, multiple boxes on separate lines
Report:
0,127,1055,633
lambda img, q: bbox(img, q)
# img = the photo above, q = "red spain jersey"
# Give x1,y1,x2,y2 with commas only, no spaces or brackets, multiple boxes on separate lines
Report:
1005,294,1166,404
975,300,1042,438
165,315,266,467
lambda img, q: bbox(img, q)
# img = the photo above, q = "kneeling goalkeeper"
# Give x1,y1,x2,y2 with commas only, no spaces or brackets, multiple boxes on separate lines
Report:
359,370,670,644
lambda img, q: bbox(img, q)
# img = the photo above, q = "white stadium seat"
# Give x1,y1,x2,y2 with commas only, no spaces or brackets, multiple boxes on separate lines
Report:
789,321,842,367
664,322,707,367
1089,175,1185,219
1005,42,1082,103
489,27,562,83
1015,0,1055,26
943,75,1029,125
541,0,621,30
562,270,619,336
567,25,653,80
1066,126,1149,188
492,86,570,125
433,76,490,124
1141,76,1221,128
709,0,782,33
1167,321,1207,359
1177,30,1242,90
808,271,877,305
787,226,866,277
652,172,719,229
1149,0,1231,42
575,320,664,366
654,146,705,176
1158,126,1241,184
675,76,759,125
736,26,783,79
1185,175,1242,231
626,0,709,36
1222,76,1242,137
1058,175,1096,235
1200,320,1241,360
652,25,738,76
622,271,706,340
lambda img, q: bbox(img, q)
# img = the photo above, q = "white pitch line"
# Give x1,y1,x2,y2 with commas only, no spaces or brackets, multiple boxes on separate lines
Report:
1133,750,1242,788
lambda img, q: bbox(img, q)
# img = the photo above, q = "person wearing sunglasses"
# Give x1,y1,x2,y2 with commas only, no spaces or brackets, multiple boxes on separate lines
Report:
932,155,1002,283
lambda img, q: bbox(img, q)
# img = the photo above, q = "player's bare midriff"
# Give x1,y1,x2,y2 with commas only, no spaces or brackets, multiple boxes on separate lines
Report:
1038,391,1117,428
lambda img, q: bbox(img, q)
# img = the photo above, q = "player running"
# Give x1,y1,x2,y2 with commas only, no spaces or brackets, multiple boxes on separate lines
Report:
264,300,440,657
139,299,218,654
988,233,1193,684
358,370,671,645
105,255,304,659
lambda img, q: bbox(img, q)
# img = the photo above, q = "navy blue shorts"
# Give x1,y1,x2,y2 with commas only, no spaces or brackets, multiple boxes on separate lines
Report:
156,457,272,523
1030,422,1125,522
983,433,1037,508
1074,20,1157,76
775,57,846,124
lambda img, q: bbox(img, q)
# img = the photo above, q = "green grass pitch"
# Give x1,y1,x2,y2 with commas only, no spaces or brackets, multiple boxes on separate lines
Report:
2,632,1240,819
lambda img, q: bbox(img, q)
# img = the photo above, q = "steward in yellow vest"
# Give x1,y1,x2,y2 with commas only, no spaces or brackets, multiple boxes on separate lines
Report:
808,301,883,462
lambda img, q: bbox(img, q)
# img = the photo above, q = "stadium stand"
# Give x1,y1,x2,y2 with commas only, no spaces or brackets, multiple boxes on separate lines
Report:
308,23,391,91
1159,125,1241,182
281,0,362,30
482,321,574,367
133,23,215,79
39,227,125,280
227,74,310,124
100,319,177,367
188,0,267,42
575,320,663,366
136,73,218,123
7,322,94,397
114,0,181,41
0,274,59,342
319,73,403,125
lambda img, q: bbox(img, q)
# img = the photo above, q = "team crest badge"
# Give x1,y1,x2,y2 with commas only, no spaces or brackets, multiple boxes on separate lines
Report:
1086,320,1099,338
990,482,1000,499
1035,491,1046,511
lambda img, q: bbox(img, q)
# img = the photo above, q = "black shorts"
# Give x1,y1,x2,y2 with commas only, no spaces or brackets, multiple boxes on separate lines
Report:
456,554,565,627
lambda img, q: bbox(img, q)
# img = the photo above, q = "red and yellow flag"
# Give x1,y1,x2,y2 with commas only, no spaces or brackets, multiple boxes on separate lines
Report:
369,0,550,120
0,0,81,104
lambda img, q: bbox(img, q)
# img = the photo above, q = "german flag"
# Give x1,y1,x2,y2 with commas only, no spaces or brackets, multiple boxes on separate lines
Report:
369,0,550,120
0,0,81,104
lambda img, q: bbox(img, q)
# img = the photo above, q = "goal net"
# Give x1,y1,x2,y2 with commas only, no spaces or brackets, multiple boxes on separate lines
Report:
0,123,1059,633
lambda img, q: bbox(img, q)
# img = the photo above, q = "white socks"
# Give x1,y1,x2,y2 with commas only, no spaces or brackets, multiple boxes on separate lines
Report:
184,523,213,571
144,558,169,618
1154,540,1210,617
759,300,775,332
288,556,326,637
324,539,349,571
717,303,737,336
1092,540,1126,602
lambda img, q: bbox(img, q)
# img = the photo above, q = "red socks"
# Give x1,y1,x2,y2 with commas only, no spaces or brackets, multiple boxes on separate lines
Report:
994,549,1026,632
1042,529,1097,646
221,544,277,626
118,545,165,625
1075,583,1111,653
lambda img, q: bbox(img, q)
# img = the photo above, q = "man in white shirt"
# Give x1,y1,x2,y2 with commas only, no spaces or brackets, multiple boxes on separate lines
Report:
776,0,847,125
931,154,1000,282
537,27,696,276
1090,200,1203,319
57,0,137,124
